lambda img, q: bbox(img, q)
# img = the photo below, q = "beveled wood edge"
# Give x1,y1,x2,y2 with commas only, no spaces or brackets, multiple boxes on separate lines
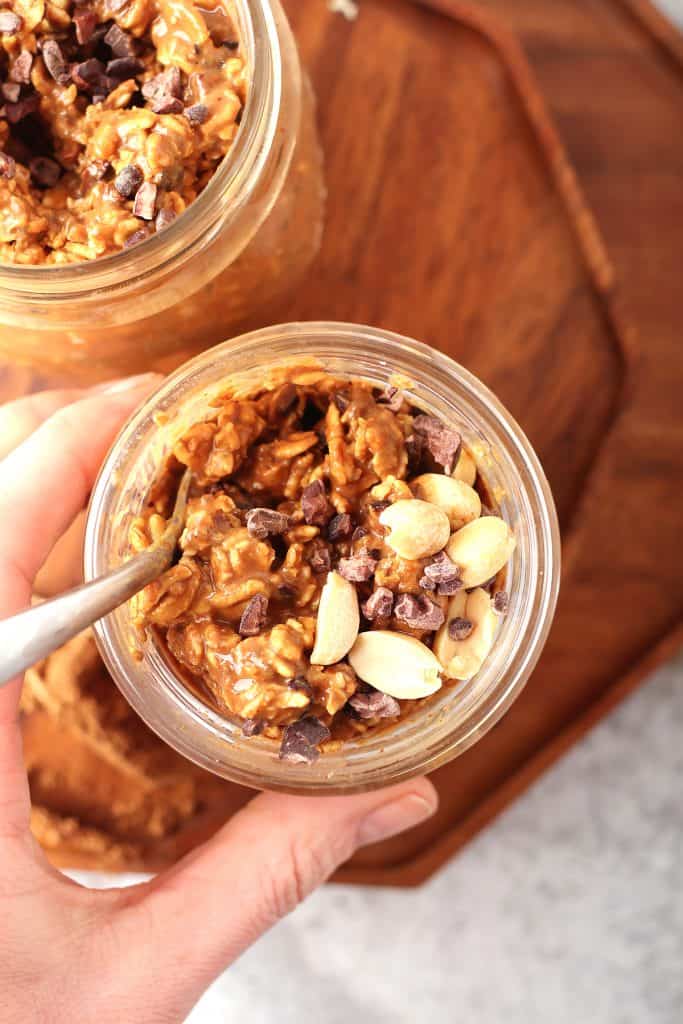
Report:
617,0,683,68
333,621,683,886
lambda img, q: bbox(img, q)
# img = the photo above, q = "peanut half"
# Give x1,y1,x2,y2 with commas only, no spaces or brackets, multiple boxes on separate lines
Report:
348,630,443,699
445,515,515,588
452,447,477,486
310,571,360,666
410,473,481,531
379,499,451,561
434,587,497,680
432,590,467,667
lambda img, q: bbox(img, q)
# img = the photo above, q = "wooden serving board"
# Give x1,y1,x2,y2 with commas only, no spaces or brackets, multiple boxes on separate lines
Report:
5,0,682,883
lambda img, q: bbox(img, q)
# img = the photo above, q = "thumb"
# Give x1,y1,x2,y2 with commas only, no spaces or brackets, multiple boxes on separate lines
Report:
107,780,437,1020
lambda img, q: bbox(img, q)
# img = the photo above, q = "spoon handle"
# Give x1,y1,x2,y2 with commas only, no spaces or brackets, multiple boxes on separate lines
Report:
0,546,168,687
0,468,192,687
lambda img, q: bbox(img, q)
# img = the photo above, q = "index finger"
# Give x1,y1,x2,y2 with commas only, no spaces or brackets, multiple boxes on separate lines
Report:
0,388,91,461
0,375,161,587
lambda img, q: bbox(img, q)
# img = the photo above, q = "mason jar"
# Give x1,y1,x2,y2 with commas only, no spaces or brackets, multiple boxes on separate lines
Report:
84,322,561,794
0,1,324,380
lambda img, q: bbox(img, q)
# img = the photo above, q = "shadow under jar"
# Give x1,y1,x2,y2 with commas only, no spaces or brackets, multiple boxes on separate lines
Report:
85,323,561,794
0,0,324,380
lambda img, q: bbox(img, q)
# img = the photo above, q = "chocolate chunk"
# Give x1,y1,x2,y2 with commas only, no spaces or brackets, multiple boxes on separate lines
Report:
436,578,464,596
184,102,209,125
0,11,22,34
106,56,144,81
133,181,157,220
41,40,71,86
493,590,509,615
114,163,143,198
10,51,33,84
123,226,151,248
104,23,137,58
238,594,268,637
448,616,473,641
301,479,331,526
361,586,394,620
412,415,462,474
377,385,403,413
72,58,107,92
288,677,314,698
421,551,462,592
155,206,177,232
246,507,293,540
327,513,352,542
418,575,436,591
337,550,378,583
148,95,184,115
279,716,331,764
1,83,20,103
5,92,40,123
405,433,424,473
307,539,331,574
349,689,401,720
29,157,61,188
74,9,98,45
0,152,16,179
394,593,445,631
241,718,263,737
142,67,182,113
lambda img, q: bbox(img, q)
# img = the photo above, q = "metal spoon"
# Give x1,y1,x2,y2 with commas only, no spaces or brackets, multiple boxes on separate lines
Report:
0,468,192,687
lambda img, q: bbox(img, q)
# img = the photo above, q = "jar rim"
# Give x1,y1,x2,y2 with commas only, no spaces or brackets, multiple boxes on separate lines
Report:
85,322,561,794
0,0,283,299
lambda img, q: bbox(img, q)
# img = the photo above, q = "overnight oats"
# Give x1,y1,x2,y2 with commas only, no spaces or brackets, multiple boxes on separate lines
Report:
86,324,560,792
0,1,324,376
128,368,516,765
0,0,247,261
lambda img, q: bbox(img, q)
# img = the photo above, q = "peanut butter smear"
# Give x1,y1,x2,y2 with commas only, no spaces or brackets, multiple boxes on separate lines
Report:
0,0,246,264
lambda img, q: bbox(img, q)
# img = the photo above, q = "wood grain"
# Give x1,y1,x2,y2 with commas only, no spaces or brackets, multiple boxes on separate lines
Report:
11,0,683,881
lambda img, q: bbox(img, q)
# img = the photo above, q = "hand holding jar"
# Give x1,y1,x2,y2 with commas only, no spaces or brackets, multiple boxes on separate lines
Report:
0,378,436,1022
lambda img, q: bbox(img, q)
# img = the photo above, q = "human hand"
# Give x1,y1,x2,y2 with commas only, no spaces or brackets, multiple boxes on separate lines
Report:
0,379,438,1024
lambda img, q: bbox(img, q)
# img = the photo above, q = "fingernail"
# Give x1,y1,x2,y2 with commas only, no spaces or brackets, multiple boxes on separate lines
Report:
89,372,161,395
357,792,437,847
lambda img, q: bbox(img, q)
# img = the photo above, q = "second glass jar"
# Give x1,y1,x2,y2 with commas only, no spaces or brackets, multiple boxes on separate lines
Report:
0,0,324,379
